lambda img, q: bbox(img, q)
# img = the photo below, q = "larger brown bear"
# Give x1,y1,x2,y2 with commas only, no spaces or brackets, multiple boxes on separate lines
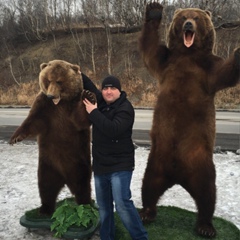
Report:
10,60,96,216
139,2,240,238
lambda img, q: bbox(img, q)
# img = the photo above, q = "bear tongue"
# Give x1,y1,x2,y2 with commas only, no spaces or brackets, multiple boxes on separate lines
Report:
52,96,61,105
184,31,195,48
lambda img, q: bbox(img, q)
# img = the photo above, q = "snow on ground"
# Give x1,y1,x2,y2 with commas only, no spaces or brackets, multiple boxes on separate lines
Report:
0,141,239,239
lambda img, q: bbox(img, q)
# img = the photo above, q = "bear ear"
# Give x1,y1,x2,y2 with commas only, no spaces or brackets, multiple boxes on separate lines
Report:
205,10,212,18
40,63,48,70
174,8,182,15
71,64,80,73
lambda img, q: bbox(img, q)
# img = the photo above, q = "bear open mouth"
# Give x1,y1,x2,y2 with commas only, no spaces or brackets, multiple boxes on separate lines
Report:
183,30,195,48
52,96,61,105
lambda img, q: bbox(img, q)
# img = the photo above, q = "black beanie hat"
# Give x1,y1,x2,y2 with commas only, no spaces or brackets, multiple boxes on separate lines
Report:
102,76,121,91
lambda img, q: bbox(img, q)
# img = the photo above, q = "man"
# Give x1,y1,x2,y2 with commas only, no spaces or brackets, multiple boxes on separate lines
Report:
82,73,148,240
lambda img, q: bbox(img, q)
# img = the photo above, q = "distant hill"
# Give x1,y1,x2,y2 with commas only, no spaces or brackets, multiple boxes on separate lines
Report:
0,26,239,109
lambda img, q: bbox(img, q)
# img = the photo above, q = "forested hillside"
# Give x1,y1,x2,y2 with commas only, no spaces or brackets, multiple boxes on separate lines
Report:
0,0,239,108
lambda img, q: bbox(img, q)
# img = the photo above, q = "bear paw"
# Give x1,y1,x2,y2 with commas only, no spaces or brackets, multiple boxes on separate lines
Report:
145,1,163,22
139,207,157,223
39,204,55,216
82,90,97,104
196,223,216,238
234,47,240,68
9,133,26,145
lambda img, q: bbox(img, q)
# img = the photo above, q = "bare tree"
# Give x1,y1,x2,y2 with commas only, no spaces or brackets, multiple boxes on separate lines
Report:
112,0,145,27
0,0,18,43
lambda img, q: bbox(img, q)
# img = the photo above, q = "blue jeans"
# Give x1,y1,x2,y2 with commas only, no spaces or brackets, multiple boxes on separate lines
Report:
94,171,148,240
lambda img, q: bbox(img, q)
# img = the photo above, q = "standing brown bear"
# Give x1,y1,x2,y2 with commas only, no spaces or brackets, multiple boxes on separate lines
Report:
139,2,240,238
10,60,96,216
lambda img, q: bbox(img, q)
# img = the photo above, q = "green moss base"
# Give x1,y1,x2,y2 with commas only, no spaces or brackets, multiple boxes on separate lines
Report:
20,200,240,239
115,206,240,240
20,198,100,239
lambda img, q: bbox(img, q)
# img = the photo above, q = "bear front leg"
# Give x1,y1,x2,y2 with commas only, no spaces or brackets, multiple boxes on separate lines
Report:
145,1,163,22
9,126,29,144
9,95,46,144
214,47,240,92
9,118,43,144
139,2,163,53
139,2,168,78
71,90,97,130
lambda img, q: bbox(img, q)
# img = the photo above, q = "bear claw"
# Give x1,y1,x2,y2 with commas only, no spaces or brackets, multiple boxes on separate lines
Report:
196,223,216,238
139,207,157,224
82,90,97,104
9,135,24,145
146,1,163,22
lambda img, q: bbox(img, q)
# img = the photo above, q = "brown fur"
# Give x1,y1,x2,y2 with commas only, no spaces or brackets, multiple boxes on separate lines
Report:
139,2,240,238
9,60,96,215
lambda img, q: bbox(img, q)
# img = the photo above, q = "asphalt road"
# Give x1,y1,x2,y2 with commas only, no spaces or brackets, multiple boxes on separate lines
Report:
133,109,240,151
0,108,240,151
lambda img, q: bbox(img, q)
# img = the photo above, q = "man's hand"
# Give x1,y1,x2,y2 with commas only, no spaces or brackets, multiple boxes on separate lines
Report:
83,98,97,114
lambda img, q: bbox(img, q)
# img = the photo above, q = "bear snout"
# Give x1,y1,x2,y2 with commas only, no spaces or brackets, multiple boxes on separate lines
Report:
183,21,194,31
47,94,55,99
46,94,61,105
183,20,196,48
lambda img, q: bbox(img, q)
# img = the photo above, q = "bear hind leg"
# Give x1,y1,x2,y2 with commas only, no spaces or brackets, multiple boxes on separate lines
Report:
195,183,216,238
38,164,65,216
183,172,216,238
67,163,92,205
140,166,173,223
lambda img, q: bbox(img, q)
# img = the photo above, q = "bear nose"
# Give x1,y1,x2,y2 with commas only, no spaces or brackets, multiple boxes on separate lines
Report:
183,21,193,31
47,94,55,99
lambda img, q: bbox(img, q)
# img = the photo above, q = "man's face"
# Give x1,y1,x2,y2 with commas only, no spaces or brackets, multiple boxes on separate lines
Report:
102,87,121,104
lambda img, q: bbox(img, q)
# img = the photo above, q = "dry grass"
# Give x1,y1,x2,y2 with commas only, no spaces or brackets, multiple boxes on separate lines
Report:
0,28,239,109
215,85,240,109
0,81,39,106
1,79,239,109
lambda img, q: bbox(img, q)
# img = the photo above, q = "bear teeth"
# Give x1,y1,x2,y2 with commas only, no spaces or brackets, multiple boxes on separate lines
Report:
184,31,195,48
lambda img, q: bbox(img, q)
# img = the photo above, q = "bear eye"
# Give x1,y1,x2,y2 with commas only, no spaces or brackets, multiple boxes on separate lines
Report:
56,81,63,85
43,78,50,86
182,16,187,21
194,17,199,20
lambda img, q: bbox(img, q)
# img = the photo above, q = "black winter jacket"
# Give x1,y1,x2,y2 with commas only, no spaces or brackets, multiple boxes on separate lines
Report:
82,73,135,175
